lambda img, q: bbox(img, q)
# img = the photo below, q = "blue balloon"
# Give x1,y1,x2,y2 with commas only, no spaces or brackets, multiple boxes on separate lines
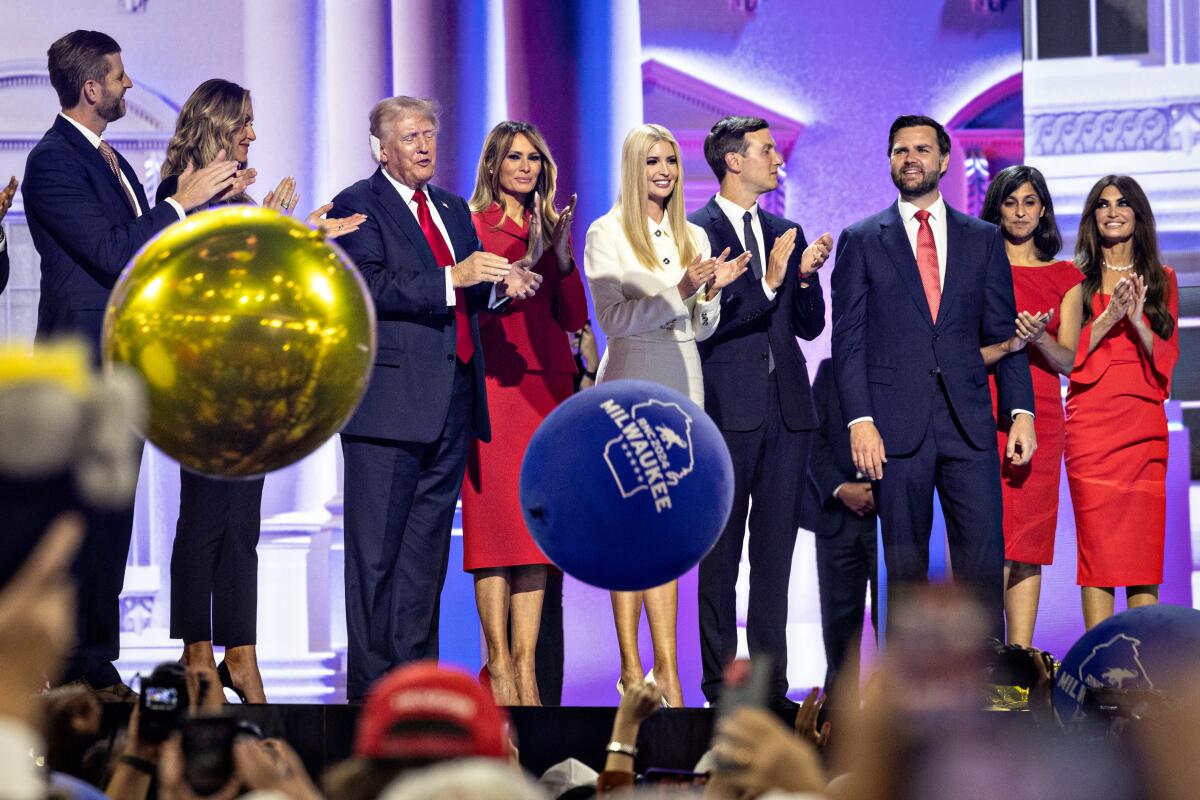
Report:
520,379,734,591
1052,604,1200,727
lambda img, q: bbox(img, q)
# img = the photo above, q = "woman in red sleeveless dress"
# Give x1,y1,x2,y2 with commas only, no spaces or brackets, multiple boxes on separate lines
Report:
1066,175,1179,629
462,121,588,705
980,166,1083,647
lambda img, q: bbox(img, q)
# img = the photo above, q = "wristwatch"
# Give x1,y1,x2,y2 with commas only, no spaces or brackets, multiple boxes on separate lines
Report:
606,740,638,758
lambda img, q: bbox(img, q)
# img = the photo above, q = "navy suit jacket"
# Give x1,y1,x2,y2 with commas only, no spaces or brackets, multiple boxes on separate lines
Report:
804,358,876,536
689,198,825,432
330,169,490,444
22,115,179,352
0,245,8,296
831,201,1032,454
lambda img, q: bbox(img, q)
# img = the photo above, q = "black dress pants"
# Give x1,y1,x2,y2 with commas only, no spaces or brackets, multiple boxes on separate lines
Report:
341,361,473,700
699,375,811,702
170,469,265,647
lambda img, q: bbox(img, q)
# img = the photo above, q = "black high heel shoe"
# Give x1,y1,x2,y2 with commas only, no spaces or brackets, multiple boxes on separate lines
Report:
216,661,247,704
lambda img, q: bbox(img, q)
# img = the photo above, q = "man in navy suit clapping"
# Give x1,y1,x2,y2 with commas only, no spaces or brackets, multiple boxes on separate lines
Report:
330,97,541,700
22,30,246,698
690,116,831,707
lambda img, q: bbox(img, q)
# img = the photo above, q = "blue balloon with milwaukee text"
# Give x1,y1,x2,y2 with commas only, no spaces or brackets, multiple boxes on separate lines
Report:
520,379,734,591
1052,604,1200,728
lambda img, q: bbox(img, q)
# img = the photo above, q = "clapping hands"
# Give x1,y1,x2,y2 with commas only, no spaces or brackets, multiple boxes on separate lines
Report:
706,247,752,300
550,193,577,275
1006,309,1052,353
263,177,367,239
1101,275,1147,327
0,176,16,224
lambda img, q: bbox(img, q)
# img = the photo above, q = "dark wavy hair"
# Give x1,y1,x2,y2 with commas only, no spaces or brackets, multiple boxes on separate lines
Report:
1075,175,1174,340
980,165,1062,261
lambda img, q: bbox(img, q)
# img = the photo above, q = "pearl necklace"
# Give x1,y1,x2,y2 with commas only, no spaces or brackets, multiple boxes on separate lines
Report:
1104,262,1135,272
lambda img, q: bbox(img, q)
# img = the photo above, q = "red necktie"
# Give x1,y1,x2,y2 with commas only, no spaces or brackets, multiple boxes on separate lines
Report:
914,209,941,323
413,189,474,363
98,140,138,216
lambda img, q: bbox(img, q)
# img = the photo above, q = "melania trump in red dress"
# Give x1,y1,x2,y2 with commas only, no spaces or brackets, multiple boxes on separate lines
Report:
462,121,588,705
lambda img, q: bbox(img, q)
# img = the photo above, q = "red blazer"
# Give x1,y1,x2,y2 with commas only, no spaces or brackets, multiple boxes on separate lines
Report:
472,203,589,375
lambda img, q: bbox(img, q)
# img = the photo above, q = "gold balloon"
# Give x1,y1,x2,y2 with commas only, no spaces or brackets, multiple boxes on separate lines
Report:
102,206,376,478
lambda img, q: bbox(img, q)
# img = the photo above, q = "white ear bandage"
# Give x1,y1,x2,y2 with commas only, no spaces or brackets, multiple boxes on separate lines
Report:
370,134,382,162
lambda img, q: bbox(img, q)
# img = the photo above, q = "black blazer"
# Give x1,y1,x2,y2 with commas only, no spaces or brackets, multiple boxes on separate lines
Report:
688,198,825,432
0,246,8,297
804,358,874,537
22,115,179,353
831,202,1033,454
330,169,490,444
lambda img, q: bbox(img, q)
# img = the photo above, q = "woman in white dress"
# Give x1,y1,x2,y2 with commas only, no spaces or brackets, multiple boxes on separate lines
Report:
585,123,749,707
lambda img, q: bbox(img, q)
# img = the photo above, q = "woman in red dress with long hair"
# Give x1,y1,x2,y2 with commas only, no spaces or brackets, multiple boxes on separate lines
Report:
979,165,1083,648
463,121,588,705
1066,175,1179,629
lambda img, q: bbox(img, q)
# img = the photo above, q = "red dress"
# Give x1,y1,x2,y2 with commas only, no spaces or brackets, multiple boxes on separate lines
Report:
989,261,1083,564
1065,267,1179,586
460,203,590,570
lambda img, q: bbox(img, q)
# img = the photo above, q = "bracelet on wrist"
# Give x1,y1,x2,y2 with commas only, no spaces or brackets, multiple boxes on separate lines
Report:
606,740,638,758
118,754,156,775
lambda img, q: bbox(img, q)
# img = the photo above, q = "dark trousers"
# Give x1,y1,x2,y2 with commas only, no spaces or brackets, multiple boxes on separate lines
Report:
62,504,136,687
169,469,265,647
341,361,473,700
535,568,564,706
699,375,810,702
61,440,144,688
873,380,1004,637
814,508,878,695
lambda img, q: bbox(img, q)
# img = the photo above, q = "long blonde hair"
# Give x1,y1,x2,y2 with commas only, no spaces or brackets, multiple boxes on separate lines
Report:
469,121,561,241
161,78,253,204
616,124,698,270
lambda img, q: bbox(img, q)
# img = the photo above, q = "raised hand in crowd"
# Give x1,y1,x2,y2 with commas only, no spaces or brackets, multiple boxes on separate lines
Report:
171,150,254,211
233,737,324,800
795,687,833,751
0,512,83,725
264,176,368,239
550,192,577,275
105,701,160,800
711,706,826,797
705,247,752,301
838,481,875,517
597,680,662,796
800,231,834,276
185,664,227,712
159,732,322,800
0,176,16,223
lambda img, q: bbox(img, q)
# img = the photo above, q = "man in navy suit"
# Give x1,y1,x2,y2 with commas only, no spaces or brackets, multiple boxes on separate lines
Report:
689,116,832,706
21,30,242,697
804,357,878,701
330,96,540,700
0,176,15,296
831,115,1035,635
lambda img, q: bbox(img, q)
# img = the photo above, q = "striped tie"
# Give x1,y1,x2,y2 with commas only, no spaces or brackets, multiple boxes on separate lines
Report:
98,140,138,215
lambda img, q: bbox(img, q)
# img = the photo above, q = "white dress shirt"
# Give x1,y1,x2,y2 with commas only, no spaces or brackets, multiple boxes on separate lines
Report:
380,169,458,306
712,193,778,301
58,112,185,221
897,193,948,288
847,194,1029,427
